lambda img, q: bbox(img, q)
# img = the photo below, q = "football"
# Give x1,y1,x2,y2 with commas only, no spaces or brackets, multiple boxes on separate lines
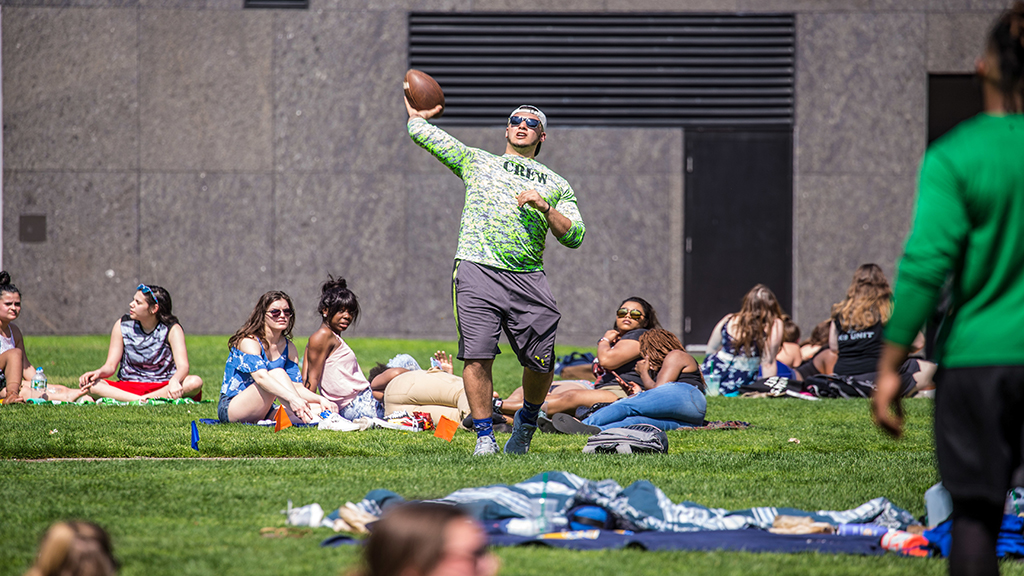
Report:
404,69,445,116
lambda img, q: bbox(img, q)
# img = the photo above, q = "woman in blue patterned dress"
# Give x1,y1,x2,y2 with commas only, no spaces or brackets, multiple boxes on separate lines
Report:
700,284,784,395
219,291,337,423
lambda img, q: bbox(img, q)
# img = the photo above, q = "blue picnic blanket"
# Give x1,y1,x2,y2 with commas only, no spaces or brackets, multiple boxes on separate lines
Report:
349,471,919,533
322,529,886,556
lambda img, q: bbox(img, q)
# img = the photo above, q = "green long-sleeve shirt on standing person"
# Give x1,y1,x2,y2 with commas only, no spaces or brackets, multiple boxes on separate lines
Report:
885,113,1024,367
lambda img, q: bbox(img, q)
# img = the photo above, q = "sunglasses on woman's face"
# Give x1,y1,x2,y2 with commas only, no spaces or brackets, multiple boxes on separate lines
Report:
267,308,293,319
617,308,644,320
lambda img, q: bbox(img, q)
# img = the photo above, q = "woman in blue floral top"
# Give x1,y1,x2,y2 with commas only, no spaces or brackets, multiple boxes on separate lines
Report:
218,291,337,423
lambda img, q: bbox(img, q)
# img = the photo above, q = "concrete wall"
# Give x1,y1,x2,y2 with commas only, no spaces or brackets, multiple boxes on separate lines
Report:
0,0,1007,346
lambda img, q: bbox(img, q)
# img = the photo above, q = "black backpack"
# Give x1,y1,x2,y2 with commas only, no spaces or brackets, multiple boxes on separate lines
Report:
582,424,669,454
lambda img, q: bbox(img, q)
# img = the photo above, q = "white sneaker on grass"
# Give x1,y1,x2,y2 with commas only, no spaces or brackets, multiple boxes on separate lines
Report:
473,434,499,456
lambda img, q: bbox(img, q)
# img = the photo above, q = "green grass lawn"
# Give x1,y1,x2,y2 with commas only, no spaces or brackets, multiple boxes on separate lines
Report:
0,336,1011,575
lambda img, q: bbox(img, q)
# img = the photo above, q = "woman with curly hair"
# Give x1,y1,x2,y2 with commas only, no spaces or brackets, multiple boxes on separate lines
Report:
829,263,934,395
700,284,785,395
500,296,661,417
551,328,706,434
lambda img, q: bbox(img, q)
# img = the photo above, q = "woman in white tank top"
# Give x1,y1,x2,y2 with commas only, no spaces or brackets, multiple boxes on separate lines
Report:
302,276,385,420
0,271,88,404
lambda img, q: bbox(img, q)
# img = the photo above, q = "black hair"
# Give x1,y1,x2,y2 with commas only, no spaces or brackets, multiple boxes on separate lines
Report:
318,275,360,326
138,284,179,327
613,296,662,331
367,362,389,382
988,2,1024,113
0,271,20,297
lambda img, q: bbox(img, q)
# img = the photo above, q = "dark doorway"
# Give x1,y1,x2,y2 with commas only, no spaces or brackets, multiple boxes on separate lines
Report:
928,74,983,144
683,130,793,347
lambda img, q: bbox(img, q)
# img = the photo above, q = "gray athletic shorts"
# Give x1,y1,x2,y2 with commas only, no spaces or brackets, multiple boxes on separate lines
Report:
452,260,559,373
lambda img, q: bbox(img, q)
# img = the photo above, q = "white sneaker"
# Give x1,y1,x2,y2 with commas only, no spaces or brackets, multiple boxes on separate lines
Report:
318,413,360,432
473,435,499,456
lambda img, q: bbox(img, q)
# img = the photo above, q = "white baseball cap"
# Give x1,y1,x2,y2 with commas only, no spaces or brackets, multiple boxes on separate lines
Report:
509,105,547,130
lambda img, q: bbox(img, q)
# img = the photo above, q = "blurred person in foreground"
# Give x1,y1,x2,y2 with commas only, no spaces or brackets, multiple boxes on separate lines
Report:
873,4,1024,575
25,521,117,576
359,502,498,576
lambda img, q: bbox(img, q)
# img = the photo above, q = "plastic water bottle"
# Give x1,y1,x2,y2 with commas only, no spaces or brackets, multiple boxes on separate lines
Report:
32,367,47,391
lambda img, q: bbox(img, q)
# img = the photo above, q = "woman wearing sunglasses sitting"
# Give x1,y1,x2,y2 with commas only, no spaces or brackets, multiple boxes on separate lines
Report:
79,284,203,402
301,276,386,421
500,296,661,417
551,328,706,434
219,291,336,423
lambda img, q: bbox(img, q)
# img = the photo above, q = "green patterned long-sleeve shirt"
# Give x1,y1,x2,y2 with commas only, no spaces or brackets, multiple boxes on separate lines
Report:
408,117,585,272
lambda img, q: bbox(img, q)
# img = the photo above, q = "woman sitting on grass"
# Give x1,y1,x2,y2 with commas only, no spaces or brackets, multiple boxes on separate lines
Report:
219,291,336,424
0,272,87,404
78,284,203,402
700,284,784,395
301,276,384,420
500,296,661,417
829,263,935,395
550,328,706,434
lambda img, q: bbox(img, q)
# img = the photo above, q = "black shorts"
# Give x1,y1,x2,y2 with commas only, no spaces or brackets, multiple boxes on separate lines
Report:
452,260,559,373
934,365,1024,505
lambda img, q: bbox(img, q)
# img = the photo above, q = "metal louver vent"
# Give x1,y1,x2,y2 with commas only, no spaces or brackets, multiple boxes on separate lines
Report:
409,13,794,128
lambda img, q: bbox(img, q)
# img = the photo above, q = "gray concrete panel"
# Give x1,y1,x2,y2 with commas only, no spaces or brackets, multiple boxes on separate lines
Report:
793,172,915,328
274,171,410,339
140,0,206,8
274,10,409,174
796,12,927,176
736,0,871,11
2,8,137,171
400,173,463,341
2,171,139,335
544,171,675,345
1,0,138,6
139,11,273,172
928,11,997,72
138,172,276,334
472,0,607,10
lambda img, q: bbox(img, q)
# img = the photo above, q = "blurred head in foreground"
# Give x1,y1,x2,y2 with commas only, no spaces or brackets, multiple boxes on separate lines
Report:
25,521,117,576
361,502,499,576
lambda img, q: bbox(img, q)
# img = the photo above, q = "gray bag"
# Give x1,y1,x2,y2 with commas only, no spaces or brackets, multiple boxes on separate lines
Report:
582,424,669,454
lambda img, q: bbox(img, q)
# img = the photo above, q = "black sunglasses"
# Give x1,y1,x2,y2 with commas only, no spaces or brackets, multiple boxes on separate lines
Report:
509,116,541,129
616,308,644,320
267,308,293,319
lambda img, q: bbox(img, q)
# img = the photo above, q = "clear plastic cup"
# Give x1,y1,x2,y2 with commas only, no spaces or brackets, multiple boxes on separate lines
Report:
705,373,721,396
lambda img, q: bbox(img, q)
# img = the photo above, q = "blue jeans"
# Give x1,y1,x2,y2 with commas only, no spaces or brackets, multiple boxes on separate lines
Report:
582,382,706,431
